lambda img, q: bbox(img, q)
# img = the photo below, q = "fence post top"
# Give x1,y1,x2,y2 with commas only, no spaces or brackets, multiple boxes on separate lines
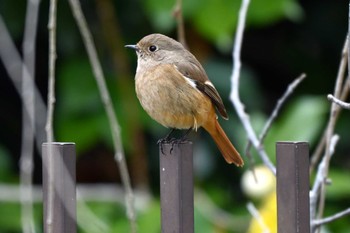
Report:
42,142,75,146
276,141,309,144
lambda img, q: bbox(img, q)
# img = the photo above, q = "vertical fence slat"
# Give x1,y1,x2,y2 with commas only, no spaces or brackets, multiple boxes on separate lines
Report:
42,142,76,233
159,141,194,233
276,141,310,233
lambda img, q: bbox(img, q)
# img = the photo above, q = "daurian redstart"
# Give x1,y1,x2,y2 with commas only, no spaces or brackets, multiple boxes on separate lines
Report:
126,33,244,167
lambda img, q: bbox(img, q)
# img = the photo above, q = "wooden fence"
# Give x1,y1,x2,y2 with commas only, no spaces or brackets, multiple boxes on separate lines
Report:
42,141,310,233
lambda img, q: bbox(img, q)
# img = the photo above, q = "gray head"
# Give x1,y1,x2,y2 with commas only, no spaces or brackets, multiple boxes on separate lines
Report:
125,34,188,69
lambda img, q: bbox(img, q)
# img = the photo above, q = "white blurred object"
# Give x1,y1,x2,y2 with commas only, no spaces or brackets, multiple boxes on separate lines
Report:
241,165,275,199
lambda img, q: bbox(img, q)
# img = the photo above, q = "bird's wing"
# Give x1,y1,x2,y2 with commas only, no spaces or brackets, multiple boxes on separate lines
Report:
175,60,228,120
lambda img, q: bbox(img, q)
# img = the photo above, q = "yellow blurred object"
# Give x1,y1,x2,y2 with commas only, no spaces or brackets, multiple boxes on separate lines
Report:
247,192,277,233
241,166,277,233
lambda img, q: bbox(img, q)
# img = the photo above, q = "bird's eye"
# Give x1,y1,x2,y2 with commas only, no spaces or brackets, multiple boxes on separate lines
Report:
148,45,157,52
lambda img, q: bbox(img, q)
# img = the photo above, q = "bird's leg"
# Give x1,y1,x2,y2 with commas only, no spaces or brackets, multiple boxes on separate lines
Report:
170,128,192,154
157,128,176,154
179,127,192,142
157,128,176,144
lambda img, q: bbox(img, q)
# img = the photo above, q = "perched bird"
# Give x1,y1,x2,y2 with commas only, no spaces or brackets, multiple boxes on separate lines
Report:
126,33,243,166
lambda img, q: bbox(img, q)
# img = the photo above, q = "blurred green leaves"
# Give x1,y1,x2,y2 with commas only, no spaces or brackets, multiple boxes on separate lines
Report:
326,169,350,200
264,95,328,161
0,145,15,182
142,0,303,49
56,58,111,154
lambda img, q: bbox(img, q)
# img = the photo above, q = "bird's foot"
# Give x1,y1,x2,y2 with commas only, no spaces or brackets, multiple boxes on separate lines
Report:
157,129,177,154
157,128,192,154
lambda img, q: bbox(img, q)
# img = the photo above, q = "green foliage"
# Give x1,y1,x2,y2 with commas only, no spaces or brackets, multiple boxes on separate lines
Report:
0,145,15,182
248,0,303,25
192,0,241,50
55,57,152,154
0,203,43,233
142,0,303,49
55,58,111,154
77,200,161,233
264,95,328,161
0,203,22,232
194,207,214,233
326,169,350,200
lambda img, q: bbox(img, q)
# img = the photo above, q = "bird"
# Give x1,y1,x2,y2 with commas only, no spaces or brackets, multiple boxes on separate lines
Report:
126,33,244,167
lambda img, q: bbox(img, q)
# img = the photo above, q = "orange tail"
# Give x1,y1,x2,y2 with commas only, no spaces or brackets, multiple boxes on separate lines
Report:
204,119,244,167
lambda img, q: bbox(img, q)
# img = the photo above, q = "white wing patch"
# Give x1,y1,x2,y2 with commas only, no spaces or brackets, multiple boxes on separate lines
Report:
174,64,201,92
204,80,215,88
184,76,197,89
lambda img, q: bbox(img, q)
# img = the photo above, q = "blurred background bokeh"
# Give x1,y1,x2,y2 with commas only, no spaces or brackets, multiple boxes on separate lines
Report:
0,0,349,232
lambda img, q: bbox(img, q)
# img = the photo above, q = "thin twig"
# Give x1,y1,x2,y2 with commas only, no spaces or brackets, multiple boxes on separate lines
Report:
245,73,306,165
194,189,247,231
0,183,151,204
312,207,350,230
260,73,306,145
310,75,350,173
327,94,350,109
0,17,47,146
316,38,348,228
77,191,111,233
46,0,57,143
45,0,58,232
173,0,186,47
245,73,305,181
0,12,111,233
20,0,41,232
310,135,339,221
246,202,270,233
67,0,137,232
229,0,276,175
310,38,349,173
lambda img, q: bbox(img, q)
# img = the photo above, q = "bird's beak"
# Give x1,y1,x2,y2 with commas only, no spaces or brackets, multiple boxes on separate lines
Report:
125,44,139,52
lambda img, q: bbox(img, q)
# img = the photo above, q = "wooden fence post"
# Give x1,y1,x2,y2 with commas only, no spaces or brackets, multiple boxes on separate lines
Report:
276,141,310,233
42,142,76,233
159,141,194,233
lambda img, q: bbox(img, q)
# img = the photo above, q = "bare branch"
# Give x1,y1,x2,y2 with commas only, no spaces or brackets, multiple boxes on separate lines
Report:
194,189,247,231
67,0,137,231
245,73,306,161
310,73,350,173
0,17,47,146
327,94,350,109
310,135,339,220
0,183,150,204
20,0,41,232
229,0,276,175
260,74,306,144
312,207,350,229
173,0,186,47
316,38,348,226
1,10,110,233
45,1,58,232
245,73,305,181
46,0,57,143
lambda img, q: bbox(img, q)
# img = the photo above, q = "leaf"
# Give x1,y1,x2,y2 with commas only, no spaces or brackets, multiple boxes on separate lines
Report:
56,58,108,154
0,145,14,182
142,0,303,50
326,169,350,200
264,95,328,161
192,0,240,50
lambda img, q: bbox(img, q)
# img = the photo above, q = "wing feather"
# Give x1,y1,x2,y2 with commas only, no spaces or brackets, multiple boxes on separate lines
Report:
175,60,228,120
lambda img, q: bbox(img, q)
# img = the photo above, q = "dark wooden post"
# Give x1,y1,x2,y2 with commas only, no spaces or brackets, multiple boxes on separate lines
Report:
159,141,194,233
276,141,310,233
42,142,76,233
